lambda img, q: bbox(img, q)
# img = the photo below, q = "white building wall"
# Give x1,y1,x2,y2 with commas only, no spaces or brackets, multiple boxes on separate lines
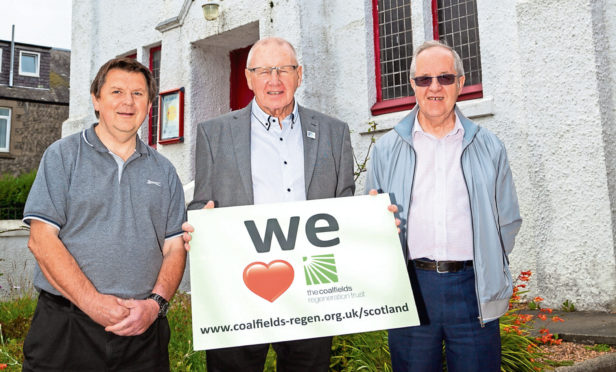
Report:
510,0,615,310
64,0,616,311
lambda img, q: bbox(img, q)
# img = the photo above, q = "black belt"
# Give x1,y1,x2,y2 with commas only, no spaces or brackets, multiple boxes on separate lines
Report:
412,259,473,273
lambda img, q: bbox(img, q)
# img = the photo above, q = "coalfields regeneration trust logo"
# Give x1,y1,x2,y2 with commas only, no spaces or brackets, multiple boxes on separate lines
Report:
303,254,338,285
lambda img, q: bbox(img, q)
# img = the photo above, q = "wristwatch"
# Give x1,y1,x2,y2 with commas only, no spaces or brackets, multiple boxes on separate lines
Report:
147,293,169,318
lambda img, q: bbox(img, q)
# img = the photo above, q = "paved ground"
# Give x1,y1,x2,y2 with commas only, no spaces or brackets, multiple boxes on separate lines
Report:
523,310,616,371
525,310,616,345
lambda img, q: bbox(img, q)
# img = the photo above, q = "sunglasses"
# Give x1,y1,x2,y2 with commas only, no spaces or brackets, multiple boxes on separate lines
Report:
412,74,460,87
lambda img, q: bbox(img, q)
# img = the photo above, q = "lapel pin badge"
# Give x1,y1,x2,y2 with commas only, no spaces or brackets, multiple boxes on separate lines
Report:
307,131,316,139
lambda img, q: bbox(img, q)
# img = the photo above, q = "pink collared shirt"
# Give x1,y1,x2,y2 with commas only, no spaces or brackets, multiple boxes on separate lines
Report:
407,113,474,261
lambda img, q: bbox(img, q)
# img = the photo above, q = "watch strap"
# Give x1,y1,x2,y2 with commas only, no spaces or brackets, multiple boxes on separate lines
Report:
147,293,169,318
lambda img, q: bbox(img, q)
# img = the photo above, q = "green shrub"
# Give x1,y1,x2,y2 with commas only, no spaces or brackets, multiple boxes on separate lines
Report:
0,170,36,220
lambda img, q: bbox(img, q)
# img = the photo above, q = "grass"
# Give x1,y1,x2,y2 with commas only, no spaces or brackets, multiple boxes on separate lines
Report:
0,294,37,371
584,344,612,353
1,291,569,372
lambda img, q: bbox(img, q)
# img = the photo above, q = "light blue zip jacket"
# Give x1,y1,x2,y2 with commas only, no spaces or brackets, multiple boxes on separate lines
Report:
366,105,522,324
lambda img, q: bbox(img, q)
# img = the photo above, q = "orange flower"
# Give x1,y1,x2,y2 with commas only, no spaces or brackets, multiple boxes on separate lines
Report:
517,284,527,288
519,314,533,322
540,308,553,314
538,314,547,321
0,364,7,370
552,316,564,322
534,296,544,302
521,270,532,276
519,276,530,282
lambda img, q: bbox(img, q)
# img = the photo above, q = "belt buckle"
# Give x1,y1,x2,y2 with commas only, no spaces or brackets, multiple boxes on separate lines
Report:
436,261,449,274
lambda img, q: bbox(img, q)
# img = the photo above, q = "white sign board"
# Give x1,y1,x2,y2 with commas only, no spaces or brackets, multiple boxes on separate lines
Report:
188,194,419,350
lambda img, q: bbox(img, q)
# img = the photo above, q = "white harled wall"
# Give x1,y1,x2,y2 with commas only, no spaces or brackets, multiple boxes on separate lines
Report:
63,0,616,311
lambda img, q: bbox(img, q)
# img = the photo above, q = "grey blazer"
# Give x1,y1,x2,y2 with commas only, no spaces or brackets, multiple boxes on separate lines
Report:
188,102,355,210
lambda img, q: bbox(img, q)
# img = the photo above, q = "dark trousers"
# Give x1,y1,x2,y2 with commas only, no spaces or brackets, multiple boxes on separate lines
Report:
388,263,501,372
205,337,332,372
22,291,170,372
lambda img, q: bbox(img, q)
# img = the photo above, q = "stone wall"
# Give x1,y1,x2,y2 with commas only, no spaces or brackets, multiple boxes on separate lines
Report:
0,99,68,175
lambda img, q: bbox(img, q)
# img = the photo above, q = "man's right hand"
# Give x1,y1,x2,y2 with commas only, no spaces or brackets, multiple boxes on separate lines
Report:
182,200,215,251
81,293,130,328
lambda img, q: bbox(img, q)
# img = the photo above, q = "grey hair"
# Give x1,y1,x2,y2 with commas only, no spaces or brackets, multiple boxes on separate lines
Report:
246,37,299,68
409,40,464,78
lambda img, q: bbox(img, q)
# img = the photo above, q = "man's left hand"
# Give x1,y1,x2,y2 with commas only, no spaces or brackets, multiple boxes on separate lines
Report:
104,298,159,336
369,189,401,232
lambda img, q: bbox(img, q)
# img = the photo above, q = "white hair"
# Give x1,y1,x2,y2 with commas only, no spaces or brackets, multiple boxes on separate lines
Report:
246,37,298,67
409,40,465,78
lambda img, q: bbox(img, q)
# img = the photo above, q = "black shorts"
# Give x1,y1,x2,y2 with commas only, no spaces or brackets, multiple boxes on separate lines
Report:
22,291,170,372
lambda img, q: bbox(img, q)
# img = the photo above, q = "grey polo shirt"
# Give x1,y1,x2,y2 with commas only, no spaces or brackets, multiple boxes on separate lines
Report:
23,124,186,300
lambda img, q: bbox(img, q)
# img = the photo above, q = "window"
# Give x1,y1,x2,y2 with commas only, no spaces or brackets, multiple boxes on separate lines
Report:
434,0,483,100
148,46,161,147
0,48,3,73
371,0,483,115
371,0,415,115
19,51,40,77
0,107,11,152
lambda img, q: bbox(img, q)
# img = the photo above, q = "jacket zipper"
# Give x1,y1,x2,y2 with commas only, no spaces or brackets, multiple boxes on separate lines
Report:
460,130,485,327
405,146,417,262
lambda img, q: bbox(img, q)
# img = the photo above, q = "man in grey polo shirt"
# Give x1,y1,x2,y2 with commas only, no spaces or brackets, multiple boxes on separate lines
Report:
22,57,186,371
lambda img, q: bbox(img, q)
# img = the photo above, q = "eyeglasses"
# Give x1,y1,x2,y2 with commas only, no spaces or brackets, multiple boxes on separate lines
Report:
412,74,460,87
247,65,298,77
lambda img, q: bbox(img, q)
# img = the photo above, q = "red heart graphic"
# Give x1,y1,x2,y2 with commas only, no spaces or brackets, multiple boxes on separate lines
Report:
243,260,294,302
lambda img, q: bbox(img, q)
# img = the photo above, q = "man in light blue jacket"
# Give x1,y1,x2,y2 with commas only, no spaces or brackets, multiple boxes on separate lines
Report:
366,40,522,371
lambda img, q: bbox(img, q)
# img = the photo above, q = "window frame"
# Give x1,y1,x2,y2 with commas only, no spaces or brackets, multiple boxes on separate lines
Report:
0,107,12,153
18,50,40,77
370,0,483,116
148,45,162,148
431,0,483,102
0,47,3,73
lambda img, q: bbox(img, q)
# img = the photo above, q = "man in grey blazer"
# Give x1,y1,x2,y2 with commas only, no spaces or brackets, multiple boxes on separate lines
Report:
187,37,355,372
